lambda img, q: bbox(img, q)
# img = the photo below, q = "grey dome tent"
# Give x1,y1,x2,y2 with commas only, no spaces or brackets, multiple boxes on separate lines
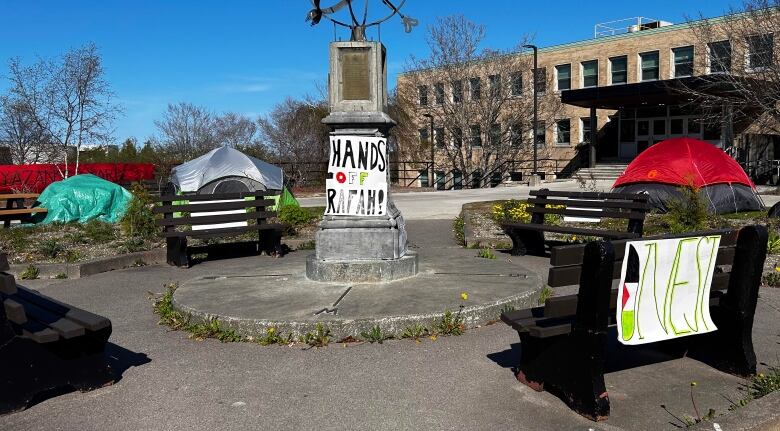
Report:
169,146,284,194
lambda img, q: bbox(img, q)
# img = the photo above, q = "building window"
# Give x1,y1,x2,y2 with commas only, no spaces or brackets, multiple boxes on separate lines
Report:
489,74,501,97
534,67,547,94
555,64,571,91
470,77,481,100
580,118,591,143
489,123,501,146
673,46,694,78
451,80,463,103
511,123,523,146
708,40,732,73
511,72,523,96
419,128,429,144
640,51,660,81
453,127,463,148
555,119,570,145
610,56,628,85
434,127,445,148
434,83,444,104
419,169,429,187
470,125,482,147
582,60,598,88
747,33,773,71
418,86,428,106
534,121,546,147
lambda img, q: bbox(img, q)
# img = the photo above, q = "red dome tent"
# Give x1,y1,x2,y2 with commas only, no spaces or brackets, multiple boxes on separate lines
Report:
612,137,763,214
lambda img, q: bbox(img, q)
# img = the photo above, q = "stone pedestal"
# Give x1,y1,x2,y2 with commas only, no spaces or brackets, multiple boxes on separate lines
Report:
306,40,417,283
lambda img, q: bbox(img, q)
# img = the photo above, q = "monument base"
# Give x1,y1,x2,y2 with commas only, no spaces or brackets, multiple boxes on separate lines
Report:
305,252,418,283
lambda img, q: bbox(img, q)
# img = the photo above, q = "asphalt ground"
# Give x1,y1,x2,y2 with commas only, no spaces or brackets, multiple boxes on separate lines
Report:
1,219,780,430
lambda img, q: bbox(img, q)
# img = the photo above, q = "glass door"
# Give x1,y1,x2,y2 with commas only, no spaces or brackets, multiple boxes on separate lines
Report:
636,117,667,154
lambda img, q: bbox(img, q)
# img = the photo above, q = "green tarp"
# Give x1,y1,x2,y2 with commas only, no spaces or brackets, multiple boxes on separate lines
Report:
35,174,133,224
269,187,299,211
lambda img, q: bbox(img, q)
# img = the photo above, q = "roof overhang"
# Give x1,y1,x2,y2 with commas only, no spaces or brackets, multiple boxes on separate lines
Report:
560,76,747,110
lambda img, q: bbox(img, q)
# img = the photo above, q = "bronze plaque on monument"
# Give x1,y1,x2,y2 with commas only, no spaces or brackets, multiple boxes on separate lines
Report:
341,49,370,101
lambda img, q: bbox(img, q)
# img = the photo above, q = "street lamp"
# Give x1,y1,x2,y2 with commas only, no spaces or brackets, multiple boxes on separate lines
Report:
423,113,434,189
523,44,540,186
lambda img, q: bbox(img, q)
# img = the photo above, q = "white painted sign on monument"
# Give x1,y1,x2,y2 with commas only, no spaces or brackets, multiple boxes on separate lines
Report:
325,135,388,216
616,235,721,345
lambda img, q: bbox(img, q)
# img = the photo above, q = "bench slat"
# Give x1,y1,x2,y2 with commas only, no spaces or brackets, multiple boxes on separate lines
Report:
162,223,284,239
156,191,275,202
3,298,26,323
0,273,17,294
530,189,648,201
0,193,40,200
549,229,739,266
0,208,48,216
547,247,735,287
13,286,110,332
527,197,650,210
506,286,728,338
527,206,646,220
21,326,60,343
156,210,275,227
153,199,275,214
15,297,86,339
503,222,639,239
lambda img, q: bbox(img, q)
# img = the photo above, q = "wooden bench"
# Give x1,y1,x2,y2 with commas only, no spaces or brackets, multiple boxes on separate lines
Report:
500,225,767,421
502,189,650,256
0,253,114,414
153,190,285,267
0,193,48,228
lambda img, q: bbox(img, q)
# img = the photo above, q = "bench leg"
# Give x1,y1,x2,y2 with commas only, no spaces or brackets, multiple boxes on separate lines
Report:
258,230,283,256
506,229,545,256
514,330,610,421
701,225,766,376
166,237,189,267
513,241,614,421
0,336,115,415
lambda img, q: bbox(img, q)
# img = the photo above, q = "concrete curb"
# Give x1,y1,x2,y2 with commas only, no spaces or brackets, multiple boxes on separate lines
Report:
173,285,540,341
689,390,780,431
9,248,166,280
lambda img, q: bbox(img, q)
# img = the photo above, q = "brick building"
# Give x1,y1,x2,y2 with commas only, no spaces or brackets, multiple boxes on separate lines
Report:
396,14,780,187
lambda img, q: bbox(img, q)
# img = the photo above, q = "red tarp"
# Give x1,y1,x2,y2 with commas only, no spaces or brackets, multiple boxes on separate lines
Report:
613,137,754,189
0,163,156,193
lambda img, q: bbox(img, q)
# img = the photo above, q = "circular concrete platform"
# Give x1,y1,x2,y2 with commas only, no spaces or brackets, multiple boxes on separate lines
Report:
172,248,543,340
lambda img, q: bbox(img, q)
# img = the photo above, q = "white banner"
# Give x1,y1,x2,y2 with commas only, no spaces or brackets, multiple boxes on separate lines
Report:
325,136,388,216
617,235,720,345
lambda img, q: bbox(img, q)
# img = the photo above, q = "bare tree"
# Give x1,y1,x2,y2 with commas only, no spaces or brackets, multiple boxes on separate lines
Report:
398,15,563,181
257,96,329,184
680,1,780,135
5,44,119,176
0,95,51,164
154,102,217,160
214,112,259,148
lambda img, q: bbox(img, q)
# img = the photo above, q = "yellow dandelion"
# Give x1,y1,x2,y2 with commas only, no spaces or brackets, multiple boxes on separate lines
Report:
429,335,438,341
461,292,469,301
690,381,698,387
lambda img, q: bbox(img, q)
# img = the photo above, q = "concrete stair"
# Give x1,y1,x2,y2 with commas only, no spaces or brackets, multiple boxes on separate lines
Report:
573,163,629,182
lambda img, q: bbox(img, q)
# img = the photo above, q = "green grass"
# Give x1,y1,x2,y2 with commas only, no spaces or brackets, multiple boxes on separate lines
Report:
360,325,390,344
538,286,552,305
19,265,39,280
299,323,331,347
453,216,465,246
477,248,496,259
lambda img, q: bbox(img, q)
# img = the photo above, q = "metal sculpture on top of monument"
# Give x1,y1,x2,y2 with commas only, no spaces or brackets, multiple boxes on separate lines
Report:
305,0,418,41
304,0,419,283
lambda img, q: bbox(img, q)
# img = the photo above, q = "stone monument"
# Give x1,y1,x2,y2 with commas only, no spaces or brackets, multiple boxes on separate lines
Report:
304,0,419,283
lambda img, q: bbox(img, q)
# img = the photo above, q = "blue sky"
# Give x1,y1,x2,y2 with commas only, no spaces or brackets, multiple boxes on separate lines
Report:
0,1,739,142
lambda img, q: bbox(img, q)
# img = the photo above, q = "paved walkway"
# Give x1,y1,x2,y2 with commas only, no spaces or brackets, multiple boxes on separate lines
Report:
2,219,780,430
299,180,780,220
